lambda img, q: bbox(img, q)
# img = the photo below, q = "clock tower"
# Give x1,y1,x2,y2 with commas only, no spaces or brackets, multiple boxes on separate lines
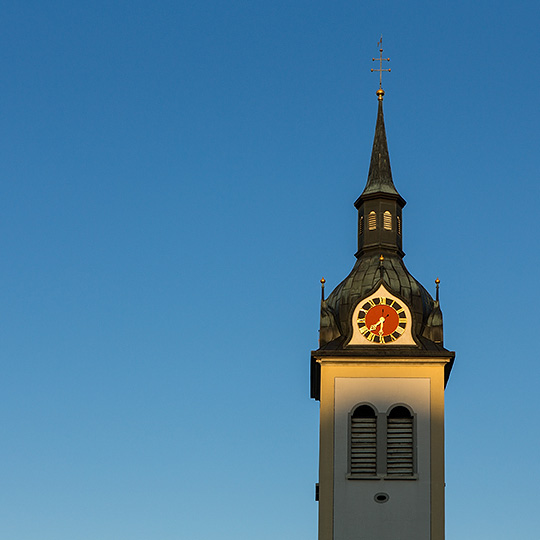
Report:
310,57,455,540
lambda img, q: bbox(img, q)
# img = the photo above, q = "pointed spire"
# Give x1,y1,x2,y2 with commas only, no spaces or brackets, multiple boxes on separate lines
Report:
358,93,402,201
354,90,406,258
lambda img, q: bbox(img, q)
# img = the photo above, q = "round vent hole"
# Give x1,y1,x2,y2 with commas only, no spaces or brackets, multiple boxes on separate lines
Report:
374,492,389,504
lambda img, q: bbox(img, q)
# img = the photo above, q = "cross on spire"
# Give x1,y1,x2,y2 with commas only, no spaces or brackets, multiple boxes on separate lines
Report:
371,36,391,92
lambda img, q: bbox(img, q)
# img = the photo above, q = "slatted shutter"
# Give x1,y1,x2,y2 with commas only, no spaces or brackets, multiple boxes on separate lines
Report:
397,215,401,235
386,406,414,476
383,210,392,230
368,211,377,230
359,215,364,235
350,405,377,476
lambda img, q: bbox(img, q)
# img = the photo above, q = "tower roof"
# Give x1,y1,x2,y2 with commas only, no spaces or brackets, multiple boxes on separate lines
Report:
316,90,445,354
355,94,405,207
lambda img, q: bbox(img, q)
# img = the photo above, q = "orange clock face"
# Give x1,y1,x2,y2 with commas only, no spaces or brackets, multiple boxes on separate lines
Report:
357,297,407,344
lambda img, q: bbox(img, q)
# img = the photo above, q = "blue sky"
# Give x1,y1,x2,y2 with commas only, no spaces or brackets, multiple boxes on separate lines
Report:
0,1,539,539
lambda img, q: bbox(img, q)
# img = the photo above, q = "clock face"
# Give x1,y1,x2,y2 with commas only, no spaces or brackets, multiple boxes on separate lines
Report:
356,297,407,344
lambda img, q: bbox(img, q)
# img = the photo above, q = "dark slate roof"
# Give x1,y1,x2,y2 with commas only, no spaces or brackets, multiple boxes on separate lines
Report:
314,93,449,358
357,98,403,202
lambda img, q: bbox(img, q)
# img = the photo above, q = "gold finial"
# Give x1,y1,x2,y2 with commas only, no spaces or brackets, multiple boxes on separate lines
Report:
371,35,390,98
435,278,440,302
321,277,326,301
379,254,385,280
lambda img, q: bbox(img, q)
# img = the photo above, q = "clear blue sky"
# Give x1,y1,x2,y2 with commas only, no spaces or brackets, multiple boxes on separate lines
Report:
0,1,539,539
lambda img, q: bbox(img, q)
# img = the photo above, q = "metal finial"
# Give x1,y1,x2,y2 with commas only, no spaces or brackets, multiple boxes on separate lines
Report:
371,35,390,98
435,278,440,302
321,277,326,301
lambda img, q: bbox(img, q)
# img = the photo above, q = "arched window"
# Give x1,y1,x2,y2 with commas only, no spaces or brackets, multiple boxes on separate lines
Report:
386,406,414,476
368,211,376,230
383,210,392,230
397,215,401,235
350,405,377,476
359,215,364,235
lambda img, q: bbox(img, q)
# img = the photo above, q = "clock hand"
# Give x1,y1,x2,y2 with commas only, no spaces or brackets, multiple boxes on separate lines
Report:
379,316,385,341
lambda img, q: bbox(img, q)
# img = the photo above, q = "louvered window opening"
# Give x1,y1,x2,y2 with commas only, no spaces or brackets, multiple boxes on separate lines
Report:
368,211,377,230
383,211,392,230
359,216,364,235
397,215,401,235
351,406,377,476
387,408,414,476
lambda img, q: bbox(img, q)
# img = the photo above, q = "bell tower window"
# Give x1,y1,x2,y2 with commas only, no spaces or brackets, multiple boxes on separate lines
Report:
368,211,377,230
350,404,377,476
397,215,401,235
359,215,364,235
386,406,414,476
383,211,392,230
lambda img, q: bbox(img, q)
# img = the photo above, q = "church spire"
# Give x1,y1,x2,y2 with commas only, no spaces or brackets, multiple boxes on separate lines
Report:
356,93,403,202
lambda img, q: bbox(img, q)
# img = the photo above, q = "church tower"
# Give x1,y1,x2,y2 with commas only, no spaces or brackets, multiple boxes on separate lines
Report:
311,49,454,540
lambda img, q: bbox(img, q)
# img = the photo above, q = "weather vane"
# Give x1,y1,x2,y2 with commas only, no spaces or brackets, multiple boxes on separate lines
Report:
371,36,391,90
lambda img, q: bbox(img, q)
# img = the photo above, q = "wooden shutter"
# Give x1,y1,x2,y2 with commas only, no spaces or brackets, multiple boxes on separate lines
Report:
386,406,414,476
383,210,392,230
350,405,377,475
368,211,377,230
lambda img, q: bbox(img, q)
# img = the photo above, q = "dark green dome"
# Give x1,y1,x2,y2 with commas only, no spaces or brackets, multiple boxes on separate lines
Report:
321,253,437,347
